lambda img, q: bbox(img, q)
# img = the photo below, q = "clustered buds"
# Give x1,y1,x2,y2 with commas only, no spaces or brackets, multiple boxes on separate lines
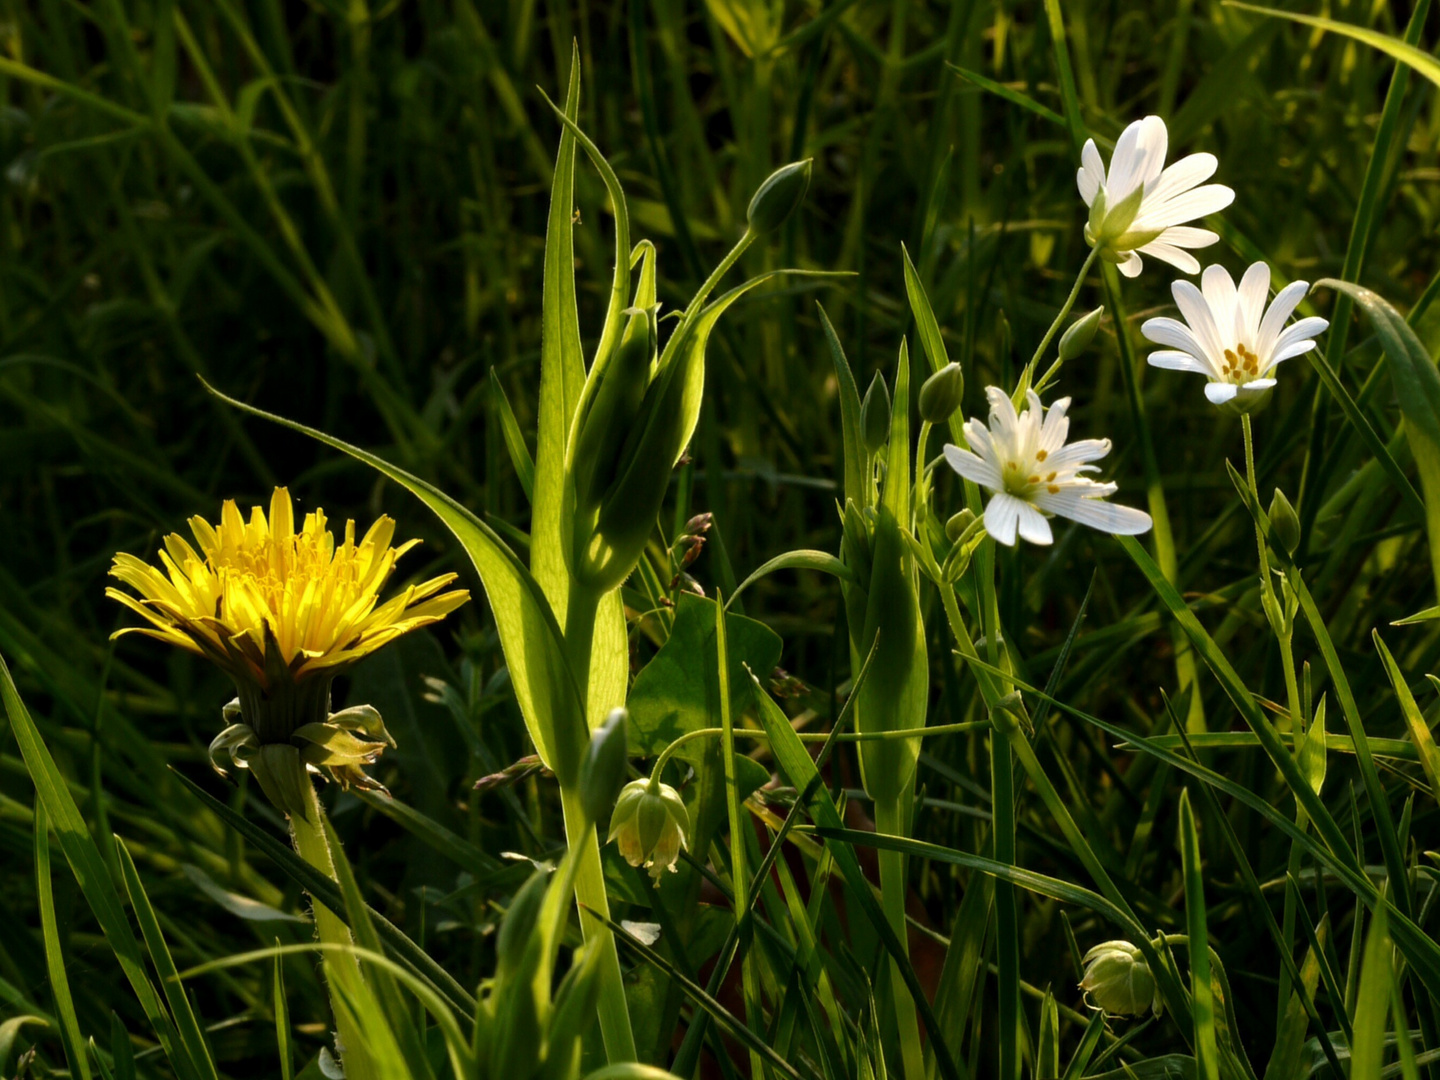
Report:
1079,940,1162,1018
670,511,714,588
608,777,690,880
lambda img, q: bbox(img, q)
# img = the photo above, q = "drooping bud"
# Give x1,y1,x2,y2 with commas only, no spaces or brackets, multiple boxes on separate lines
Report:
746,159,812,235
945,509,977,543
861,372,891,456
1079,941,1161,1018
1059,306,1105,361
918,362,965,424
1268,488,1301,555
608,778,690,881
578,707,629,825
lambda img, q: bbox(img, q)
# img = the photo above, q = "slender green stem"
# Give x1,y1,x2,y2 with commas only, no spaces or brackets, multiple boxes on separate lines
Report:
559,785,637,1062
915,419,934,515
875,796,924,1080
290,784,380,1080
1030,246,1100,394
560,583,636,1063
661,229,757,368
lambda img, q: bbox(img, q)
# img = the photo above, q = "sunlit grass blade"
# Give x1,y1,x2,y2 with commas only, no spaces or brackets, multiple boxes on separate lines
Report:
1349,903,1392,1080
1177,791,1218,1080
35,801,95,1080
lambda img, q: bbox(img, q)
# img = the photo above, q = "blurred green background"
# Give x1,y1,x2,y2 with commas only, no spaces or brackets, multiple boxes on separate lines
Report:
4,0,1440,1073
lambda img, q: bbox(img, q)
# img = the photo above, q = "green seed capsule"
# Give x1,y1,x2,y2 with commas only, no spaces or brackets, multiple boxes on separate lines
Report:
918,362,965,424
746,159,813,234
1059,306,1104,361
1268,487,1301,555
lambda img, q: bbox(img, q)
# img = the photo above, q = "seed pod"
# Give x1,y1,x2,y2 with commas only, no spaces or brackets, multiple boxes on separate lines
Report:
861,372,891,456
578,707,629,824
1268,487,1301,555
1079,940,1161,1018
747,159,812,234
918,362,965,424
1059,306,1105,361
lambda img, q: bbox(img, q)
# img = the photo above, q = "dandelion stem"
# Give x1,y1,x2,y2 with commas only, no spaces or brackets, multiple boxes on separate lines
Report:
289,783,380,1080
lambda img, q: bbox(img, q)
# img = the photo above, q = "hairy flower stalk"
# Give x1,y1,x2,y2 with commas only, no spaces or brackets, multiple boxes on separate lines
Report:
108,488,467,1080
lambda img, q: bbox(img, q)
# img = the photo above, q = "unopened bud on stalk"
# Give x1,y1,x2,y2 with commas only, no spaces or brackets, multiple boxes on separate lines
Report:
1268,488,1301,555
747,159,812,234
919,363,965,424
1059,306,1105,361
945,509,977,543
578,708,629,825
608,778,690,881
1079,941,1162,1018
861,372,891,455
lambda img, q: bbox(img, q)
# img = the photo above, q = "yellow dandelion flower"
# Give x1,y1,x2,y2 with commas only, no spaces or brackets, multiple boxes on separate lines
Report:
108,487,468,684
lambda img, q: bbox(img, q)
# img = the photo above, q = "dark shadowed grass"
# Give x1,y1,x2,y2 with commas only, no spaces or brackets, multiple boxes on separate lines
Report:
1,1,1440,1078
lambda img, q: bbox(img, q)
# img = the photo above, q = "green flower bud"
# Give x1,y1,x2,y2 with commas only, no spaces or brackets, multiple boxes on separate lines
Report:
579,707,629,825
496,866,550,979
918,362,965,424
746,159,812,234
569,305,654,517
1059,306,1104,361
608,778,690,881
1079,941,1161,1018
945,509,977,543
861,372,891,456
1268,488,1301,555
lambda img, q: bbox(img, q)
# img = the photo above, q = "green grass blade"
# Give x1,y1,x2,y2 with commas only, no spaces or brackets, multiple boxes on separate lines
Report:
1178,791,1218,1080
274,949,292,1080
488,371,536,502
1350,903,1392,1080
35,801,95,1080
1373,632,1440,799
114,840,220,1080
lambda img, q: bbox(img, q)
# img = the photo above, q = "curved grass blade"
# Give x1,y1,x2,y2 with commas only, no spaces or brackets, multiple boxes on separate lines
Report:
726,550,857,610
199,378,589,782
487,371,535,502
35,801,94,1080
1178,791,1218,1080
167,768,476,1016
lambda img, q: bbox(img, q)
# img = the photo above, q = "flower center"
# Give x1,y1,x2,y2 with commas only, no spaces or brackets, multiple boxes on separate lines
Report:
1003,461,1061,497
1221,343,1264,384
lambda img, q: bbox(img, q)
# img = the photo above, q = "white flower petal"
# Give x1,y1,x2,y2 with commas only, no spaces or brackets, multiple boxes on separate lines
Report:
1015,501,1054,546
1236,262,1271,343
1140,316,1213,370
1046,438,1113,469
1172,281,1227,364
1134,183,1234,229
1147,350,1211,375
1116,251,1144,278
944,444,1002,490
1078,140,1105,205
1137,240,1201,276
984,493,1025,547
1104,119,1148,201
1204,382,1239,405
1271,316,1328,359
1032,490,1153,536
1271,338,1318,364
1201,264,1239,336
1151,226,1219,250
1144,152,1217,205
1256,281,1311,358
1242,378,1277,392
1040,397,1071,454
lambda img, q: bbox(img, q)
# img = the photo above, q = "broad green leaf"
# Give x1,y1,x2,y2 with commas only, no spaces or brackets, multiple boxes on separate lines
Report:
35,802,94,1080
0,653,185,1070
201,379,590,786
532,43,586,624
626,593,781,768
1318,279,1440,591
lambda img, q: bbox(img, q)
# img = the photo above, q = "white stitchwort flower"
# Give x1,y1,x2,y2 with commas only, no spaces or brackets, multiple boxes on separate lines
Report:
1141,262,1328,413
943,388,1152,547
1078,115,1234,279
